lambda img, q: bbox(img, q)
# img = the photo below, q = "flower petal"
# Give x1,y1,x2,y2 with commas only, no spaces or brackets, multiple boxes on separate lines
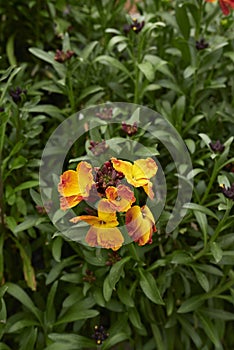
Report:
58,170,80,197
142,182,154,200
97,227,124,250
105,185,136,212
126,205,156,245
97,199,118,225
76,161,94,196
111,158,133,183
60,195,83,210
134,158,158,180
70,215,101,226
85,227,98,247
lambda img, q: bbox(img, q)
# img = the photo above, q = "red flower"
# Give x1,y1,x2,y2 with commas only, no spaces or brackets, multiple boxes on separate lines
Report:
205,0,234,15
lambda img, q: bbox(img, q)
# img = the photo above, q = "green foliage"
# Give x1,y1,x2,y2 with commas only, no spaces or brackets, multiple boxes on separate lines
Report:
0,0,234,349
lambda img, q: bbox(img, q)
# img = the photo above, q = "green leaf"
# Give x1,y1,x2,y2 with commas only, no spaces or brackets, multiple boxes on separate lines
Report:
103,275,113,302
183,203,218,220
176,2,190,39
138,61,155,82
177,315,203,348
81,41,98,60
13,216,41,234
46,256,77,285
6,34,17,66
117,282,134,307
7,319,40,333
0,236,4,284
196,311,221,347
52,236,63,262
201,307,234,321
170,251,192,264
101,332,129,350
192,267,209,292
0,344,12,350
0,286,8,299
24,104,64,120
9,156,27,171
19,327,38,350
177,294,206,313
94,55,132,79
14,181,38,192
46,281,58,325
210,242,223,263
108,257,131,289
44,344,72,350
5,283,42,323
78,86,103,101
55,309,99,325
129,307,145,331
139,269,164,305
93,288,106,307
48,333,95,349
13,239,36,291
151,323,165,350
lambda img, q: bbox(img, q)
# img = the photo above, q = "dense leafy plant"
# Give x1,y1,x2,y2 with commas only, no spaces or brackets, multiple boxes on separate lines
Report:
0,0,234,349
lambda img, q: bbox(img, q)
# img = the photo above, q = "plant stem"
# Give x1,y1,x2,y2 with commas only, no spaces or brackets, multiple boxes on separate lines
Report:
210,200,233,244
200,160,219,204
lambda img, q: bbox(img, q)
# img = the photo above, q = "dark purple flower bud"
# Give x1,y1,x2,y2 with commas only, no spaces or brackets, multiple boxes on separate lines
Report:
124,18,145,34
223,161,234,173
89,140,109,156
95,160,124,195
220,183,234,200
83,269,96,283
96,108,113,120
196,38,209,50
122,121,138,136
92,325,109,345
106,251,121,266
10,87,27,104
0,107,4,112
54,49,75,63
209,140,225,153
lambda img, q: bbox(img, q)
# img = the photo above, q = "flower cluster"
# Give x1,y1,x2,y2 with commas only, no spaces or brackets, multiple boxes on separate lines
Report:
54,49,75,63
205,0,234,15
92,325,109,345
124,18,145,34
58,157,158,250
220,183,234,200
10,87,27,104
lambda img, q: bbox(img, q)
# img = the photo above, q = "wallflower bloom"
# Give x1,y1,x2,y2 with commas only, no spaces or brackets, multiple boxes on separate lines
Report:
209,140,225,153
220,183,234,200
205,0,234,15
58,161,94,210
105,184,136,212
70,199,124,250
111,157,157,199
126,205,156,246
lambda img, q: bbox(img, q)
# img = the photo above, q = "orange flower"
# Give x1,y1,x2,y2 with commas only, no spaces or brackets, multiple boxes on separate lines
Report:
105,184,136,212
111,157,157,199
58,161,94,210
70,199,124,250
205,0,234,15
125,205,156,246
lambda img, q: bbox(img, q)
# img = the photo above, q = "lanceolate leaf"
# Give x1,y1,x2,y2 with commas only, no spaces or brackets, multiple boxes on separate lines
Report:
139,269,164,305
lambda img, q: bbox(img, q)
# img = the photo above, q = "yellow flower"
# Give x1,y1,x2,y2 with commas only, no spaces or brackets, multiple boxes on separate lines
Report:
105,184,136,212
111,157,157,199
125,205,156,246
58,161,94,210
70,199,124,251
